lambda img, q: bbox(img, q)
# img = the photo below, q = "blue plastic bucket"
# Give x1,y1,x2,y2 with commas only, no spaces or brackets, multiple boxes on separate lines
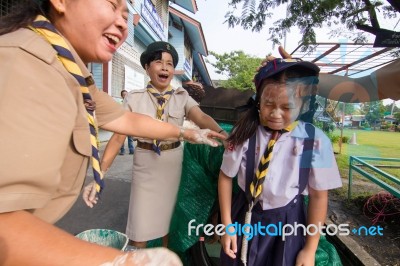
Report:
75,229,128,251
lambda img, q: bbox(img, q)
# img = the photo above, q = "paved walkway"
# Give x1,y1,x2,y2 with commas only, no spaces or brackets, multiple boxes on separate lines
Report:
56,138,134,235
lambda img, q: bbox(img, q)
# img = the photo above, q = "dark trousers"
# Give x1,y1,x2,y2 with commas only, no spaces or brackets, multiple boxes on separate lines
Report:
120,136,134,154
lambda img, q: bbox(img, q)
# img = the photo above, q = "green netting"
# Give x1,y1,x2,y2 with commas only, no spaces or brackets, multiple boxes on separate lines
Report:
304,197,343,266
164,122,342,265
316,235,343,266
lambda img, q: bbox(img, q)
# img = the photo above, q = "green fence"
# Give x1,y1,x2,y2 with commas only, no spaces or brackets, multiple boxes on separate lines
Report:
348,156,400,199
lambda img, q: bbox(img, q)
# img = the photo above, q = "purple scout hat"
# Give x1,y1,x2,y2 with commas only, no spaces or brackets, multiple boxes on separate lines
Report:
254,58,320,90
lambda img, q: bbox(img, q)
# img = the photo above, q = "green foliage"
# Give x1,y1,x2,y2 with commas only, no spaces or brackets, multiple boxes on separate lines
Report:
225,0,399,51
314,120,339,143
327,131,340,143
314,119,336,133
341,136,349,143
383,103,400,115
362,101,385,127
394,112,400,122
337,102,356,115
207,50,262,90
380,123,389,130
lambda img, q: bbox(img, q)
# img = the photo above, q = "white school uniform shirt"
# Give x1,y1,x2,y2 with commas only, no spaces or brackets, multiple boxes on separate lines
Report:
221,121,342,210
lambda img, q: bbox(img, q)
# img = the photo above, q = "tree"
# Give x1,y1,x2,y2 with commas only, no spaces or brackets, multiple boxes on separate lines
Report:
225,0,399,51
337,102,357,115
383,100,400,114
361,100,385,128
394,112,400,122
207,50,263,90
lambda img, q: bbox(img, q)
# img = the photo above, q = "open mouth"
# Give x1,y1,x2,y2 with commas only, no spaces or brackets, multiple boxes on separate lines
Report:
104,33,120,47
158,73,169,81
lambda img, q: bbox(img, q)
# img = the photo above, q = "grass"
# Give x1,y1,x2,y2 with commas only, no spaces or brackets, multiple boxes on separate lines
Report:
330,128,400,198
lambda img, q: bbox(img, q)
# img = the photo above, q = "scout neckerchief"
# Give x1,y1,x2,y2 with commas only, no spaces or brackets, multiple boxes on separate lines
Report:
241,121,298,265
147,82,174,155
29,15,104,194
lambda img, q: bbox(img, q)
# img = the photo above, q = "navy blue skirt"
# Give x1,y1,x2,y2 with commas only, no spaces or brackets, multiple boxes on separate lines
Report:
220,190,307,266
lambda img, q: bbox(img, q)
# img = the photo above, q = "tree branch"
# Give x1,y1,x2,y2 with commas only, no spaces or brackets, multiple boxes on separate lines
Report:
355,23,380,35
362,0,380,29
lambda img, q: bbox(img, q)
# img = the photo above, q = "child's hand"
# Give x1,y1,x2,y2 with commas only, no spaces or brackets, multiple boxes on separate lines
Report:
82,181,98,208
220,231,237,259
295,247,315,266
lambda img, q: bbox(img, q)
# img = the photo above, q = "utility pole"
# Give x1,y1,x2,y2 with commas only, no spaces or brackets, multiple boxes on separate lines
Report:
339,68,349,154
391,99,395,115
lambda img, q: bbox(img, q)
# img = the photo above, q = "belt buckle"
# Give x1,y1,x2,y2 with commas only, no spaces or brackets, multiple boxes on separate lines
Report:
161,143,170,151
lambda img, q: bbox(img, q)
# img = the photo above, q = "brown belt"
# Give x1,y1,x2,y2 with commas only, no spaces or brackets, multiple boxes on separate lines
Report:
137,141,181,151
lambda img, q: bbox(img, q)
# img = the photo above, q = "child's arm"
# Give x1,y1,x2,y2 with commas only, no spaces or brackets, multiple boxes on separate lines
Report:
296,188,328,266
82,133,126,208
100,132,127,172
218,170,237,259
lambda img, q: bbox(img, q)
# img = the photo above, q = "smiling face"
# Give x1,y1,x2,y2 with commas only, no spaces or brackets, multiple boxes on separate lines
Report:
51,0,129,64
258,80,303,130
145,52,175,92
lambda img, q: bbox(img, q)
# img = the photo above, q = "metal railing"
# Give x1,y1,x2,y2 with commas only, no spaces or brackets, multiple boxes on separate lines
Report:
348,156,400,199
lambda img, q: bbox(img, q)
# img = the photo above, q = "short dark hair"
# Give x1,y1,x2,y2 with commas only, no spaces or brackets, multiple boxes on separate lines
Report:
140,41,179,68
0,0,51,36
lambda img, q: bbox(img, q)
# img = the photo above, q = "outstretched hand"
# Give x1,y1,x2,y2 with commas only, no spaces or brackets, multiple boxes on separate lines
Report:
101,247,183,266
183,128,226,147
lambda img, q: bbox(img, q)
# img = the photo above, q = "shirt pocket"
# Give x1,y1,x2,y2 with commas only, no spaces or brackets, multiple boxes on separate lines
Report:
72,126,92,157
168,109,185,125
292,142,304,157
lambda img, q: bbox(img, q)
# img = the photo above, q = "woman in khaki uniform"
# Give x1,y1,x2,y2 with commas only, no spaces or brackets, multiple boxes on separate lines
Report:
101,41,229,249
0,1,224,265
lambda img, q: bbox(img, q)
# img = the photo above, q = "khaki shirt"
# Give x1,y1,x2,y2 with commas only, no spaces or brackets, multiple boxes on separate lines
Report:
124,87,198,143
0,28,125,223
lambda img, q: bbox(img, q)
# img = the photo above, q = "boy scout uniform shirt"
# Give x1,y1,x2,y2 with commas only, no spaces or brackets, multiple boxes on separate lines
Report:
124,87,198,140
0,28,125,223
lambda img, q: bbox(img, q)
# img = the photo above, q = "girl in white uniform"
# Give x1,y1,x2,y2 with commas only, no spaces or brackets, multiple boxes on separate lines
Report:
219,58,342,266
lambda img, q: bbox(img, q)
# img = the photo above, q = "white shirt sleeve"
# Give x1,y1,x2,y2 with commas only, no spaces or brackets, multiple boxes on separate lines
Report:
308,129,343,190
220,141,247,178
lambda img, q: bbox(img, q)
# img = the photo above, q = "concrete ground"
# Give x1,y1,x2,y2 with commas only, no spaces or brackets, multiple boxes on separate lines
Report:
55,137,134,235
